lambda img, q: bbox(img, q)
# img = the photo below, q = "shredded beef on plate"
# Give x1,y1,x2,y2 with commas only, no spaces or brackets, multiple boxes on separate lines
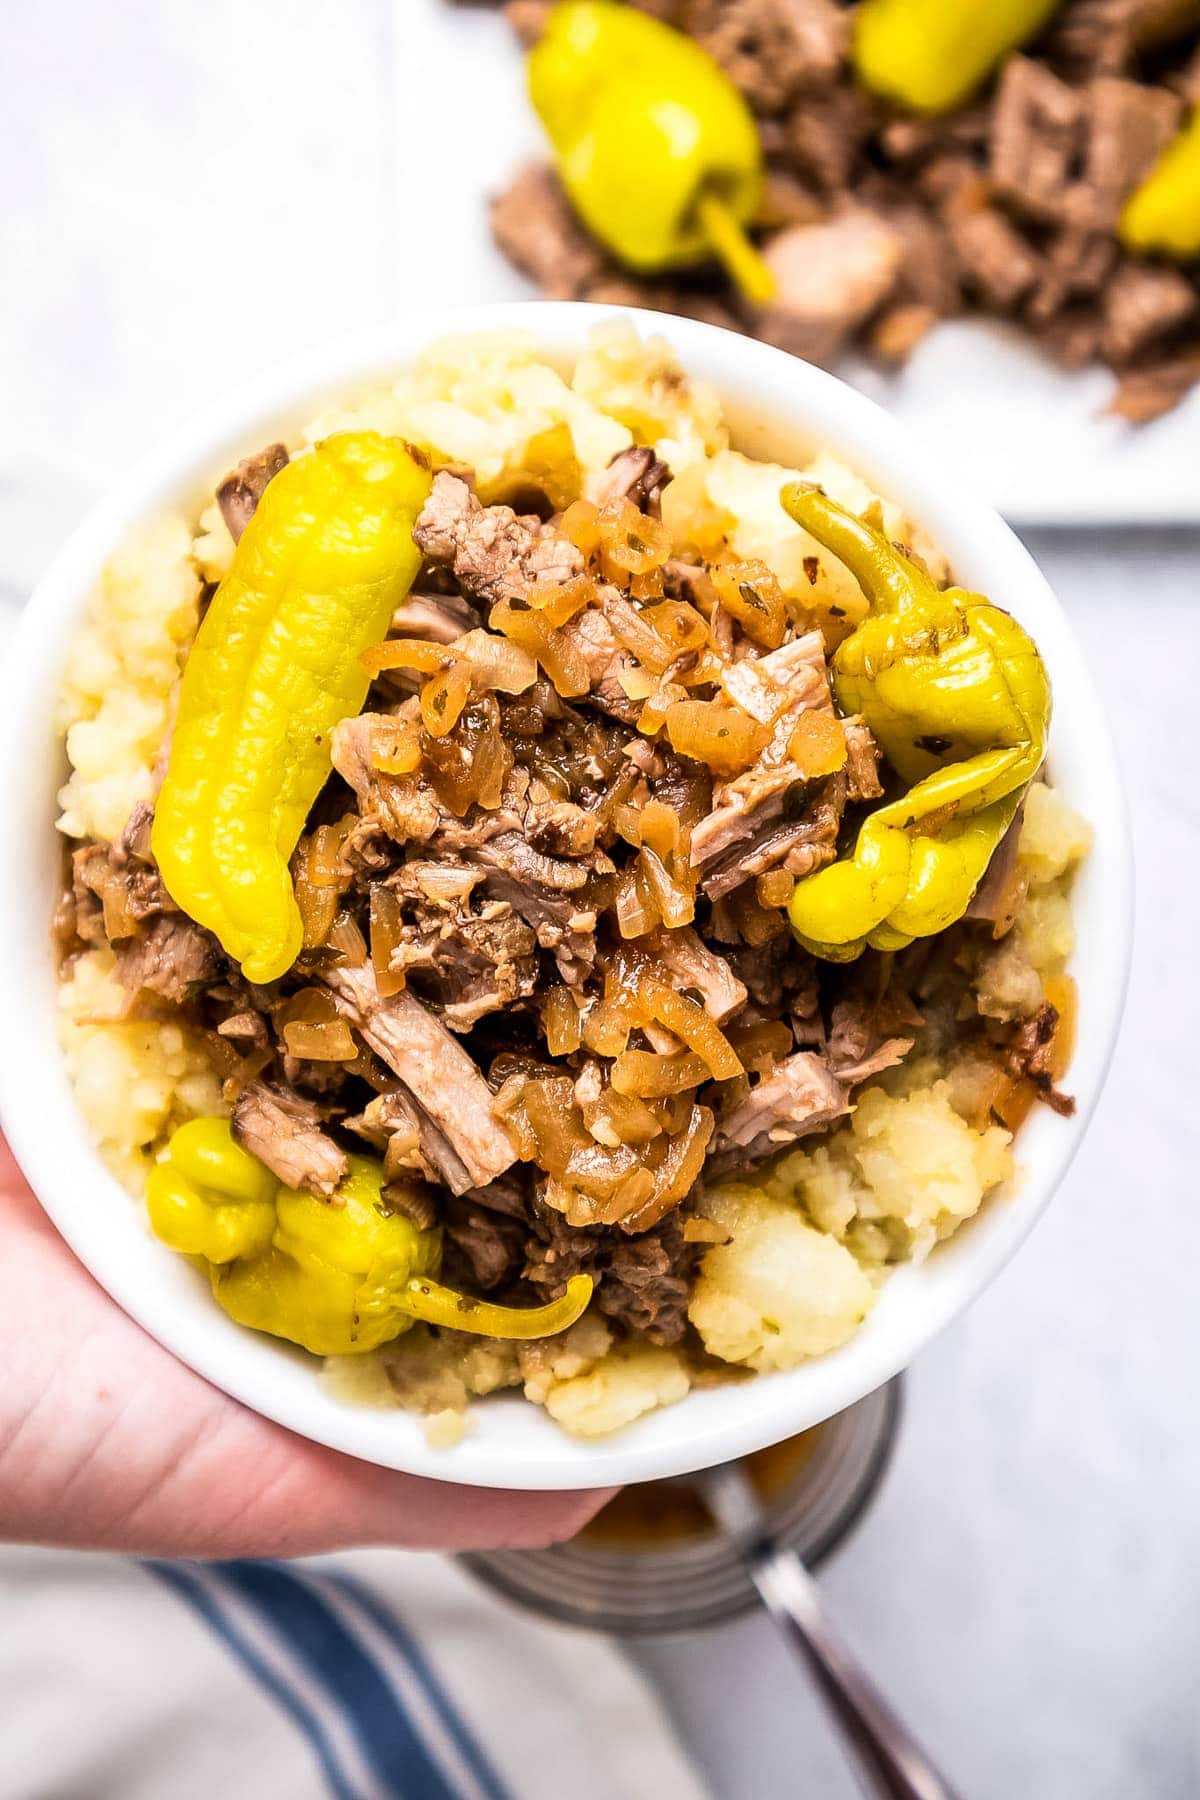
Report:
482,0,1200,418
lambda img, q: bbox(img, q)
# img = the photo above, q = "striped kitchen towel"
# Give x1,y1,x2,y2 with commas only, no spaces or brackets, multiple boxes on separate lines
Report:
0,1547,710,1800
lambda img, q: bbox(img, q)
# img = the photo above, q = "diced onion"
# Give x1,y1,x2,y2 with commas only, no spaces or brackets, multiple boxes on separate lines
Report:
664,700,769,777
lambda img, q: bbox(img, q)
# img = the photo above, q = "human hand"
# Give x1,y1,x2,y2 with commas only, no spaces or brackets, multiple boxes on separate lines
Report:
0,1138,611,1557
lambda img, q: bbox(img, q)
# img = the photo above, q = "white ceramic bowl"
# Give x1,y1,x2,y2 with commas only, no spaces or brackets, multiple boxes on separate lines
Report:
0,303,1132,1489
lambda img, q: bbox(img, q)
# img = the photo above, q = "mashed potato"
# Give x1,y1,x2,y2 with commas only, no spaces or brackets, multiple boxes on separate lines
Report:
58,949,223,1193
54,322,1087,1441
689,1184,875,1370
56,519,201,844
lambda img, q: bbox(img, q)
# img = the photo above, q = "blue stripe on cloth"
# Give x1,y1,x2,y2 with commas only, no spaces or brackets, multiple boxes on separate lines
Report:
144,1561,359,1800
325,1572,510,1800
212,1559,464,1800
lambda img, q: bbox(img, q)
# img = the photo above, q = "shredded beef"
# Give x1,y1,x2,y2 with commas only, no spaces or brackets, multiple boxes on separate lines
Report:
714,1050,850,1170
1004,1002,1077,1115
484,1,1200,418
232,1083,348,1197
524,1206,698,1345
595,446,672,515
217,444,289,542
113,914,220,1004
325,961,518,1193
413,471,583,607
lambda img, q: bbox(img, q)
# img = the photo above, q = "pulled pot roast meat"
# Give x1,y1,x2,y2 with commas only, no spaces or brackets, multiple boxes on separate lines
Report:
486,0,1200,420
60,441,1073,1357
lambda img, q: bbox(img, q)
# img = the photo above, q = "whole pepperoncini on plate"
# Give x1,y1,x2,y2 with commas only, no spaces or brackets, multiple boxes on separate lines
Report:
152,432,432,985
853,0,1063,115
780,487,1051,961
148,1119,593,1356
528,0,776,303
1120,108,1200,260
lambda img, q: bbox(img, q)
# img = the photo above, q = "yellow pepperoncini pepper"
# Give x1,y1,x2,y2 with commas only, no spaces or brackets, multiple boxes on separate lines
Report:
854,0,1062,115
152,434,431,985
779,487,1051,961
147,1119,593,1356
1120,108,1200,260
529,0,776,304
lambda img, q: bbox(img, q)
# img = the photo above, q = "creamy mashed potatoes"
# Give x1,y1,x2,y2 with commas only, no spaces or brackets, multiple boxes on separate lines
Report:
54,322,1089,1441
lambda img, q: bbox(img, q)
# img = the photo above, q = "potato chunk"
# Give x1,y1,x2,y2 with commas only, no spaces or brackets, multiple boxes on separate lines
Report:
689,1185,874,1372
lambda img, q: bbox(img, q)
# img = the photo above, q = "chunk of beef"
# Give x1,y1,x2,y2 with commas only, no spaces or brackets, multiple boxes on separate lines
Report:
990,57,1085,224
524,1206,697,1345
712,1050,850,1170
325,962,518,1193
781,88,878,195
650,927,748,1022
71,840,173,945
824,994,915,1085
465,830,598,984
231,1083,348,1198
702,790,842,900
1004,1001,1076,1116
687,0,850,112
843,716,883,801
555,607,642,724
442,1198,528,1292
594,446,672,515
489,163,608,298
382,865,539,1031
112,914,220,1004
600,1216,698,1344
1109,349,1200,421
935,170,1045,310
413,472,584,608
331,714,444,845
390,591,480,644
691,633,833,868
1101,261,1197,363
1081,77,1182,226
216,444,289,543
760,210,904,362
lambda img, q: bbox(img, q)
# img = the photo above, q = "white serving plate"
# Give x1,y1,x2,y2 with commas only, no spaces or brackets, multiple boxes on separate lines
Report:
400,0,1200,527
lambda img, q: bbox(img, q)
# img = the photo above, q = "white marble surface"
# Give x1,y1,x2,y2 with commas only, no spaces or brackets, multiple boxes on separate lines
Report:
3,3,1199,1796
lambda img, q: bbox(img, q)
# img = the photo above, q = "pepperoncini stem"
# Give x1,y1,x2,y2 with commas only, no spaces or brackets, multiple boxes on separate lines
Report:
781,483,951,619
694,192,777,306
1119,108,1200,260
853,0,1063,115
396,1273,594,1340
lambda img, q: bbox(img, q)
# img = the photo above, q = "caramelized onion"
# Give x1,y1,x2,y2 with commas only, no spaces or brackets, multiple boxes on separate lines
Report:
369,886,406,997
712,558,787,649
638,846,695,929
420,662,472,738
664,700,769,777
283,1018,358,1061
788,709,847,779
543,985,582,1056
597,497,671,577
611,1048,709,1098
641,980,743,1080
361,637,451,678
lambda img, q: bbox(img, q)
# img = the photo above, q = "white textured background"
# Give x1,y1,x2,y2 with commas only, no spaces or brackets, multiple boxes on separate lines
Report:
3,2,1198,1795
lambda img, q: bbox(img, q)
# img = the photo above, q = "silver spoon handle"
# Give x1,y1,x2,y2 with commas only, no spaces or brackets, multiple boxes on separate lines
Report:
747,1544,961,1800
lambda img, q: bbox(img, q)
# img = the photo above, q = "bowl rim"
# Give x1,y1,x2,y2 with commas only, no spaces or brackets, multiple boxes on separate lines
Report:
0,301,1133,1489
